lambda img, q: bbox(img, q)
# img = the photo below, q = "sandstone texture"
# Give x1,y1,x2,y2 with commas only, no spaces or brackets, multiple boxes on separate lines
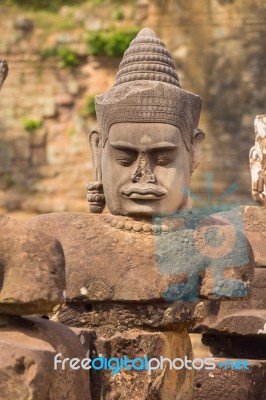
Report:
193,358,266,400
0,315,91,400
28,212,253,304
243,206,266,267
92,329,194,400
0,214,66,315
193,206,266,335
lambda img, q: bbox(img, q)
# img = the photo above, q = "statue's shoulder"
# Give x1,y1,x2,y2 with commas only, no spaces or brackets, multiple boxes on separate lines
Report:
27,212,104,240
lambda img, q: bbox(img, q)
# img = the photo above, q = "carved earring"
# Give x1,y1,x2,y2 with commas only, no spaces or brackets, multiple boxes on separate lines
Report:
87,128,106,213
87,181,105,213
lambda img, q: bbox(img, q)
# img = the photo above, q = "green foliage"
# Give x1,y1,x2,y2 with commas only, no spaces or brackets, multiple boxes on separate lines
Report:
113,8,124,21
4,0,86,11
87,27,139,58
57,48,80,68
87,32,106,56
40,47,58,60
40,47,80,68
5,0,125,11
23,117,42,133
85,96,96,117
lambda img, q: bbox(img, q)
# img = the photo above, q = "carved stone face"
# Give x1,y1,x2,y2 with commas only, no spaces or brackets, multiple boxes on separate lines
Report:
101,122,191,217
249,115,266,205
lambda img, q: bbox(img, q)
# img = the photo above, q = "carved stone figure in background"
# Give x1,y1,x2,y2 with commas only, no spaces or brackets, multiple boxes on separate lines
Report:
192,116,266,400
0,59,8,90
250,114,266,205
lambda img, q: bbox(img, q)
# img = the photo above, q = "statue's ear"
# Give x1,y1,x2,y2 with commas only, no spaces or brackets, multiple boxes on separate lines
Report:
193,127,205,144
89,128,102,182
190,128,205,174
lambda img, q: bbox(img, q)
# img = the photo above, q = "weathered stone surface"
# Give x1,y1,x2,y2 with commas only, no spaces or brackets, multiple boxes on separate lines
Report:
92,329,194,400
243,206,266,267
192,205,266,336
49,301,199,333
249,115,266,206
0,214,66,315
193,268,266,335
28,212,252,305
0,315,91,400
193,358,266,400
71,327,96,354
212,310,266,336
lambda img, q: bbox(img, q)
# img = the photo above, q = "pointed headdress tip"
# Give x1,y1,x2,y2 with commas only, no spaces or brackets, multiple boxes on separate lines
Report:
115,27,180,88
136,28,157,38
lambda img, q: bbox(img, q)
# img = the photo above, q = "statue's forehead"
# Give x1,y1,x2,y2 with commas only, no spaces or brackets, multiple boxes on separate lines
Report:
108,122,182,146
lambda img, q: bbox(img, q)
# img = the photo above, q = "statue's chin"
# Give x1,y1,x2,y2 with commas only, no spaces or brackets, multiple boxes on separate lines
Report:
107,199,185,219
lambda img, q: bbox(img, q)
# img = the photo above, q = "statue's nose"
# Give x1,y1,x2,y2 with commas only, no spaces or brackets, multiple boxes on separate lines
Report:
131,152,157,184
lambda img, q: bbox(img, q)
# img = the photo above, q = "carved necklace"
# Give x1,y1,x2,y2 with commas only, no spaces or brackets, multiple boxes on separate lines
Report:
103,212,191,234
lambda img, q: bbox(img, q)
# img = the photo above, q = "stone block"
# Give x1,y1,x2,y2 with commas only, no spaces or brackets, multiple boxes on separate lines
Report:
0,315,91,400
0,215,65,315
193,358,266,400
92,329,194,400
28,212,253,305
243,206,266,267
193,268,266,335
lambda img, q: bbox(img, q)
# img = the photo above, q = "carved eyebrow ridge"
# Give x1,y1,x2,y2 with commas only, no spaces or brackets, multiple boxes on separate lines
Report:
109,141,179,151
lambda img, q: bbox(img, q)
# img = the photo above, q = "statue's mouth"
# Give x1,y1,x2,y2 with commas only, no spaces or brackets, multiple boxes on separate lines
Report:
122,186,166,200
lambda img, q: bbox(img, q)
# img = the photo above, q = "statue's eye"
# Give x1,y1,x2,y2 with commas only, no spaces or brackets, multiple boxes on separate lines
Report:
116,158,135,166
155,157,172,165
116,150,138,166
153,155,173,165
151,148,176,166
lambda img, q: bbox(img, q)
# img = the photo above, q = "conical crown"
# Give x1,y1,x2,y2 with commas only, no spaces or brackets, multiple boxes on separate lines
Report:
95,28,203,150
114,28,180,88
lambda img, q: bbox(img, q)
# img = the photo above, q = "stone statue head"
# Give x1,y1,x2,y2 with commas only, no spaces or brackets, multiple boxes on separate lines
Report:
249,115,266,205
88,28,205,217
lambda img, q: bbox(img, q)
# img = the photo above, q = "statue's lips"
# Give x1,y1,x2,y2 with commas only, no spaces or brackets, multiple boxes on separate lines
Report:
122,187,166,200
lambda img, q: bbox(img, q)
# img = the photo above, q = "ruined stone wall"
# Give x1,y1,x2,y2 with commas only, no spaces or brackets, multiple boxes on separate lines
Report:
0,0,266,217
0,3,120,216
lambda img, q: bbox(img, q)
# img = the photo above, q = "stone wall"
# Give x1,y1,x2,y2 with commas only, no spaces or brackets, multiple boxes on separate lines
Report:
0,3,121,216
1,0,266,217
